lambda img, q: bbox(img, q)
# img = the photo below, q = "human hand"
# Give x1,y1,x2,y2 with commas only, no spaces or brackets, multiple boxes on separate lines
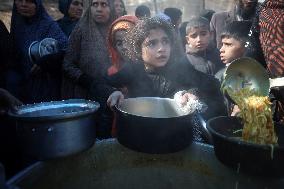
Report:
107,91,124,108
30,64,41,75
231,105,240,116
0,89,23,115
174,91,198,107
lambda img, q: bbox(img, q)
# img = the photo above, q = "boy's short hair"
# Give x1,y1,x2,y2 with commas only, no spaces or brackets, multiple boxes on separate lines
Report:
220,21,252,45
186,16,210,35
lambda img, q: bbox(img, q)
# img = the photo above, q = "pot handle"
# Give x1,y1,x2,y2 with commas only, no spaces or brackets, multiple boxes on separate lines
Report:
196,114,213,144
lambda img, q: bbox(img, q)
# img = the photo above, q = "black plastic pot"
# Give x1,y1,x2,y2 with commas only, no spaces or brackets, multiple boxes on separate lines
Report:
9,99,100,160
115,97,193,154
207,116,284,177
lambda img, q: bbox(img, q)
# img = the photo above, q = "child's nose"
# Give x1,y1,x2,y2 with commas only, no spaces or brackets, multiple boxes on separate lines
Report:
158,43,165,51
220,46,225,53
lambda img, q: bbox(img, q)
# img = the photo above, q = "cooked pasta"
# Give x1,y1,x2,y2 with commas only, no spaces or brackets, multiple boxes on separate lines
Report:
224,86,278,145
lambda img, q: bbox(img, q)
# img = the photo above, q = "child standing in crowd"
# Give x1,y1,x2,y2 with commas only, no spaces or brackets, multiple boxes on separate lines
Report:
185,16,223,75
214,21,251,116
107,15,138,75
106,17,227,142
215,21,252,82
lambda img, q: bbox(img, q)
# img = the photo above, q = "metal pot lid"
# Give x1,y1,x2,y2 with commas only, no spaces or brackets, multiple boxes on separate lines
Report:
38,38,59,57
9,99,100,121
28,38,59,64
223,57,270,96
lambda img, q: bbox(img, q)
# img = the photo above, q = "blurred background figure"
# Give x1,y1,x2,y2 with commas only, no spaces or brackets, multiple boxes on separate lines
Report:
164,7,182,30
0,19,13,89
164,7,183,55
179,21,189,52
135,4,151,19
57,0,83,37
258,0,284,78
0,18,23,179
62,0,116,139
114,0,127,18
9,0,67,103
210,0,258,49
199,9,215,22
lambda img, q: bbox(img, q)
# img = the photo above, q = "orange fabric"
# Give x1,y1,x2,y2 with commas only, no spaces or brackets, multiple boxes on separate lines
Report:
107,15,138,76
107,15,138,136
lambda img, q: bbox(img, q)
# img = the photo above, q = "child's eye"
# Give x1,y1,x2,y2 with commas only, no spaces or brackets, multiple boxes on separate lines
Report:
200,31,208,36
146,40,156,47
162,38,170,45
189,34,197,39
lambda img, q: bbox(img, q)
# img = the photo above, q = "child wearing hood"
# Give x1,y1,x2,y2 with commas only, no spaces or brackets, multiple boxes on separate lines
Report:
185,16,223,75
106,17,227,141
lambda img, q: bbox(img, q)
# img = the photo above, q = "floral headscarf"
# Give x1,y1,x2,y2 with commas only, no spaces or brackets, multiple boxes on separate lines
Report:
107,15,138,75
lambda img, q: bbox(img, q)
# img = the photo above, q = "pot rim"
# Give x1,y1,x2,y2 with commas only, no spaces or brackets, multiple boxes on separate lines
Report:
115,97,193,119
207,116,284,150
8,99,100,122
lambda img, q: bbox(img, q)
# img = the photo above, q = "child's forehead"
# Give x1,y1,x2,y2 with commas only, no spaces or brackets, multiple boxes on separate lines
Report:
187,26,209,33
221,36,242,44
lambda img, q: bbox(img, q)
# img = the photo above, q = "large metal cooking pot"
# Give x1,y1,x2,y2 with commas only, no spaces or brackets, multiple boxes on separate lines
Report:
8,99,100,160
115,97,193,154
207,116,284,177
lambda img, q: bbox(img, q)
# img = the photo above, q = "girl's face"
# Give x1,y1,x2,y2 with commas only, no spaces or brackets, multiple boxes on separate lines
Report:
141,28,171,69
114,30,128,59
114,0,124,17
15,0,36,18
68,0,83,20
91,0,110,24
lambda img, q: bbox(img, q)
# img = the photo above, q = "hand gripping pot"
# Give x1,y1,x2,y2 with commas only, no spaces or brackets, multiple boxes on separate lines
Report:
9,99,100,160
28,38,59,63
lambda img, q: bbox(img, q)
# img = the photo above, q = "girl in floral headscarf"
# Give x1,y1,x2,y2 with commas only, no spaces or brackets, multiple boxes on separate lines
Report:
107,15,138,75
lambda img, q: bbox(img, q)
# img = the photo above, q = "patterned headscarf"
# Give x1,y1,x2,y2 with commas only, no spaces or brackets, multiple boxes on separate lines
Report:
62,0,116,98
107,15,138,75
259,0,284,77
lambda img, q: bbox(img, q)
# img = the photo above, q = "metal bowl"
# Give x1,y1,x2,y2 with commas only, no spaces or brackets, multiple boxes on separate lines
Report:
28,38,59,63
115,97,193,154
9,99,100,159
207,116,284,177
223,57,270,96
